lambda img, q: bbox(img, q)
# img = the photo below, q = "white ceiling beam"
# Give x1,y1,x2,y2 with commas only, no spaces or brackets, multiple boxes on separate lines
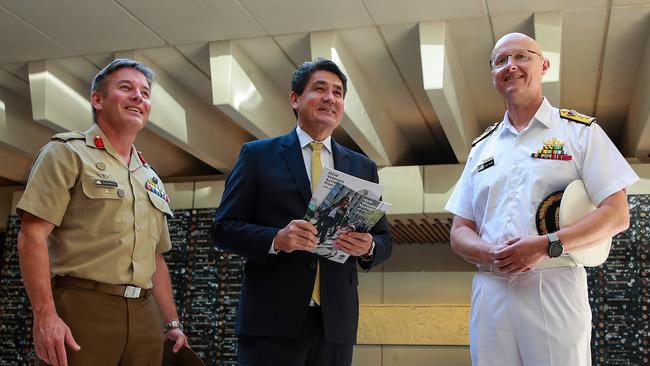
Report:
534,11,563,106
27,60,92,132
0,143,33,182
209,41,294,139
0,67,29,98
379,166,424,216
379,163,464,217
117,50,250,173
310,31,411,167
419,21,478,163
623,30,650,157
0,87,53,156
423,164,464,217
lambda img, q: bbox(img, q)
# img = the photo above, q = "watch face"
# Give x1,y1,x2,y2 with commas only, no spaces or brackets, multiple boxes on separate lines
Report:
549,242,564,258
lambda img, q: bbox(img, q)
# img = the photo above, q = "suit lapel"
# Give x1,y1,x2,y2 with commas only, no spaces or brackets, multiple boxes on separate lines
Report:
280,130,311,204
332,139,351,175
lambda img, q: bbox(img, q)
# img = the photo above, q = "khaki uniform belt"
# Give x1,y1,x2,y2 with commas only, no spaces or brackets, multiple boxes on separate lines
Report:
478,255,579,273
54,276,149,299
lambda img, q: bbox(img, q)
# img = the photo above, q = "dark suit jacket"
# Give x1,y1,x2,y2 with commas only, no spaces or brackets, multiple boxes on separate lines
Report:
211,129,392,344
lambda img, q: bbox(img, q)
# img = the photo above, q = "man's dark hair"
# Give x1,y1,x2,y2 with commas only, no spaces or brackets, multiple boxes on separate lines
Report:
90,58,155,122
290,57,347,117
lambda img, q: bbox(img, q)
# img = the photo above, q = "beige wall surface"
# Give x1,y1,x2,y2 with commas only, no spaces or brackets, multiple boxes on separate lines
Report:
353,345,471,366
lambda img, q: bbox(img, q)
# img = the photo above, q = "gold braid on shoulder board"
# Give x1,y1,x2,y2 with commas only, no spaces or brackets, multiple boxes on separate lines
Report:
559,109,596,126
472,121,501,147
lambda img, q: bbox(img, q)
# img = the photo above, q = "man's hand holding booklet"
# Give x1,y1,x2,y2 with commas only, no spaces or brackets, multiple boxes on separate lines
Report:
303,167,391,263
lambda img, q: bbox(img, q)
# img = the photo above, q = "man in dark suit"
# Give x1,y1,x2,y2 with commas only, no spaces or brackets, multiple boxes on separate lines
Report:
211,57,392,366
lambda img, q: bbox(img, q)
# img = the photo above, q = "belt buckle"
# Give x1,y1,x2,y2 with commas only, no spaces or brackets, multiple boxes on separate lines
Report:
123,286,142,298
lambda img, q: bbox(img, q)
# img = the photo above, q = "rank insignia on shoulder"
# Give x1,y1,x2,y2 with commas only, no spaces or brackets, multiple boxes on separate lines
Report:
472,121,501,147
559,109,595,126
531,137,572,160
51,131,84,141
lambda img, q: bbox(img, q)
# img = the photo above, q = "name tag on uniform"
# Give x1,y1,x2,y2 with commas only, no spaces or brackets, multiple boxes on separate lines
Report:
477,157,495,172
94,179,118,188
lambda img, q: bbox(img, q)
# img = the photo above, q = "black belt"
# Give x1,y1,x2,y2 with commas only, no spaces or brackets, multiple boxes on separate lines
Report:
54,276,149,299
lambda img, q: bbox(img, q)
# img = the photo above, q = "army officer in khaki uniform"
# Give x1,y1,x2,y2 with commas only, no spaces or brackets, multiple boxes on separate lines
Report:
17,59,188,366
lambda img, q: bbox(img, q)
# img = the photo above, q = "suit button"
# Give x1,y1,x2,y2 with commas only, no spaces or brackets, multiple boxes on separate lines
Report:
310,262,317,269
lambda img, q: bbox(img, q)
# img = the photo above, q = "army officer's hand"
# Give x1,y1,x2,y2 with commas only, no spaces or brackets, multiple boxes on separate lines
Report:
164,327,189,353
33,310,80,366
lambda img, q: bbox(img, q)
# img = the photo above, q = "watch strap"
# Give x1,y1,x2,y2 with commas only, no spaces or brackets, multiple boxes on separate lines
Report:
546,232,564,258
547,232,560,243
163,320,183,333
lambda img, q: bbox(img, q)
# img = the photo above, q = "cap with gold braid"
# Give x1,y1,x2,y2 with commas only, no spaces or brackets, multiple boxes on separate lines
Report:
536,180,612,267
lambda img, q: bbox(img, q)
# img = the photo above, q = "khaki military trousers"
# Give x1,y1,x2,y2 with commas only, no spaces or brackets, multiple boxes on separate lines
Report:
35,283,163,366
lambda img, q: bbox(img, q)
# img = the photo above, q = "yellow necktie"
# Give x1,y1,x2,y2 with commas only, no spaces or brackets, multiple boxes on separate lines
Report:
309,141,323,305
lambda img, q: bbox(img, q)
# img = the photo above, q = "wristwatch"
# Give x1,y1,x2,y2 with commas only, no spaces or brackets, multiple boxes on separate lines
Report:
546,232,564,258
163,320,183,333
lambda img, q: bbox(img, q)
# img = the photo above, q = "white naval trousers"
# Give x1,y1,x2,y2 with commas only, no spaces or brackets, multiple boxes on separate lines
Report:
470,266,592,366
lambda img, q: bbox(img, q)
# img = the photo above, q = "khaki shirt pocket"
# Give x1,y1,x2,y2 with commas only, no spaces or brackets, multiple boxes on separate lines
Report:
146,190,172,243
80,178,127,233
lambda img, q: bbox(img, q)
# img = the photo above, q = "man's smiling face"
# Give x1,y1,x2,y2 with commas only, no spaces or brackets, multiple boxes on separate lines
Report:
491,33,548,102
290,70,345,140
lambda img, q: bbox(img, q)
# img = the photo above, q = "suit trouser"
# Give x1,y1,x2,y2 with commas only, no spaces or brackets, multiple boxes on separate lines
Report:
238,306,354,366
470,267,592,366
35,282,163,366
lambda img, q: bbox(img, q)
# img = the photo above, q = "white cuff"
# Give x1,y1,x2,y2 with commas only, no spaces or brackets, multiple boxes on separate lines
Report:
269,238,280,254
360,240,376,261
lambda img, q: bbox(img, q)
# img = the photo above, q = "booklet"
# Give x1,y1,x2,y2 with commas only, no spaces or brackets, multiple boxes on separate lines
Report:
303,167,391,263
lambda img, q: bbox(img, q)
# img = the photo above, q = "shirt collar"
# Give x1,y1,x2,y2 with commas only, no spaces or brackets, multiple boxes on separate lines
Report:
128,147,144,171
84,123,143,170
296,125,332,153
85,123,109,149
533,97,553,128
500,97,553,134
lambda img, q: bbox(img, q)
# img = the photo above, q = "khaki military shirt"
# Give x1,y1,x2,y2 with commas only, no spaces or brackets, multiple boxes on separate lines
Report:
17,123,173,288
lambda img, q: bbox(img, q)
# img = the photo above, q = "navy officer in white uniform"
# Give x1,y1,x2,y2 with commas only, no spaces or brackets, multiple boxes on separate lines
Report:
445,32,639,365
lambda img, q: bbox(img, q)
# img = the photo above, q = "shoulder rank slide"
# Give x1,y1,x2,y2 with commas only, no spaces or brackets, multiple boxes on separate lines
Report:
51,131,84,141
472,121,501,147
559,109,595,126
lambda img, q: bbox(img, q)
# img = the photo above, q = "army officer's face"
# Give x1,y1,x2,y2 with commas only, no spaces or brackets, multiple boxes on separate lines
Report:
92,67,152,133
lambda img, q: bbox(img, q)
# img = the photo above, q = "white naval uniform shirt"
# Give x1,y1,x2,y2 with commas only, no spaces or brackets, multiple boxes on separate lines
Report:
446,98,639,249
